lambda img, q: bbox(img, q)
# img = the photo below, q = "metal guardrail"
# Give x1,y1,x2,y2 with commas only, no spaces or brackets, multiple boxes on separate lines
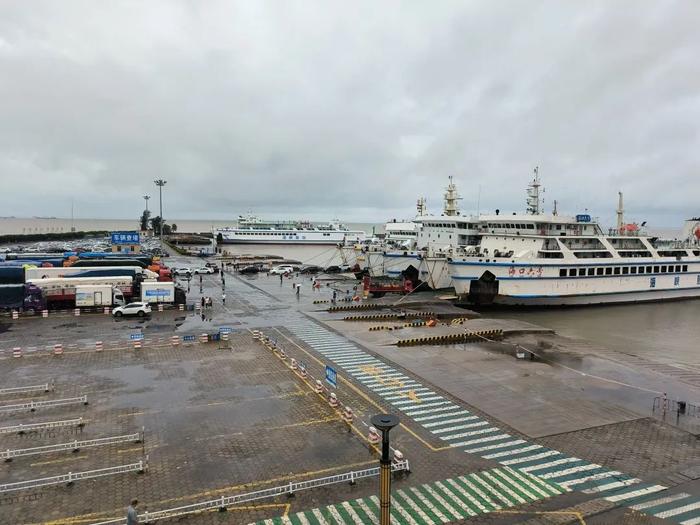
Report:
0,395,88,413
0,458,147,493
0,418,84,435
90,459,410,525
0,382,51,395
1,432,141,460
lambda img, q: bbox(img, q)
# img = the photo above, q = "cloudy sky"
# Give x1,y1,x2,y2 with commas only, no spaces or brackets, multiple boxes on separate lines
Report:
0,0,698,227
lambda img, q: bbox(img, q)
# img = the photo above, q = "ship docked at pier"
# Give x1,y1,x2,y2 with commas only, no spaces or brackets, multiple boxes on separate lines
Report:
344,174,700,306
215,215,366,245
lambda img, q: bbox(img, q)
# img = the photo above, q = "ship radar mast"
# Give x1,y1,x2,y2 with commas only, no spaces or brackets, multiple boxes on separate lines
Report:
443,176,462,216
616,191,624,231
416,197,427,216
526,167,544,215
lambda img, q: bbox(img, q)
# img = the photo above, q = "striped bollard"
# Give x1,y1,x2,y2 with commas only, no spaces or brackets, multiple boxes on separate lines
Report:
158,304,164,312
42,309,49,318
200,333,208,344
95,341,103,352
74,308,80,317
11,311,18,320
368,426,380,444
221,333,229,342
315,380,323,394
290,358,298,370
103,307,110,315
53,343,64,356
300,366,307,379
343,406,354,425
171,336,180,346
329,392,339,408
278,348,286,360
178,304,184,311
12,347,22,358
134,340,142,350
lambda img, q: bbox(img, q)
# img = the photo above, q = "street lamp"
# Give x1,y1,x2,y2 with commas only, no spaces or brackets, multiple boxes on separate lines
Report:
143,195,150,212
371,413,399,525
153,179,167,248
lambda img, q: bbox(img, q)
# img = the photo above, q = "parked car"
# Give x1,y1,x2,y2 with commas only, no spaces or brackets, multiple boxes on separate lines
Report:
269,265,294,275
112,301,152,317
239,265,261,274
172,267,192,276
205,262,219,272
193,267,215,275
300,265,323,274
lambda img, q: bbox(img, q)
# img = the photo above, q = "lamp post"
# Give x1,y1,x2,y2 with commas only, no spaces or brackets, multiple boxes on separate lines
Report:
153,179,167,248
143,195,150,212
371,413,399,525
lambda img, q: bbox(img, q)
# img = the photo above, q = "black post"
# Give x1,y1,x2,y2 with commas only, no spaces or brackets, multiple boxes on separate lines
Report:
371,414,399,525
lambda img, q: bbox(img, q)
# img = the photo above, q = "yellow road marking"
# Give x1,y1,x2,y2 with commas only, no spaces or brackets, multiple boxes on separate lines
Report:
37,459,377,525
30,455,88,467
273,328,453,452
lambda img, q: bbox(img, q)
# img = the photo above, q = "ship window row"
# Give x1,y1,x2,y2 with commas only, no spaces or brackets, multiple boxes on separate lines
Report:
485,223,536,230
558,264,690,277
237,232,299,236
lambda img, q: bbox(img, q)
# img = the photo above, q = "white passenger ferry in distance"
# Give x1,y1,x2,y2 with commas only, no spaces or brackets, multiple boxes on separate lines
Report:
449,175,700,306
215,215,366,245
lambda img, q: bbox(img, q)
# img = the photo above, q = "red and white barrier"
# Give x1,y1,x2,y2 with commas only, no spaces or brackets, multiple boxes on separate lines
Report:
221,332,229,342
199,333,208,344
158,304,164,312
53,343,64,356
368,426,380,444
290,358,298,370
74,308,81,317
342,406,353,424
315,380,323,394
392,449,404,466
171,336,180,346
329,392,338,408
103,307,110,315
278,348,286,360
12,347,22,358
300,366,307,378
133,340,142,350
11,311,18,320
178,304,184,311
95,341,103,352
42,310,49,318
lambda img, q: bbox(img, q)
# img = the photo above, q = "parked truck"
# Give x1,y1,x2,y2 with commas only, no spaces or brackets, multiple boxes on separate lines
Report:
24,266,158,281
0,283,45,311
140,281,186,304
75,285,126,307
27,276,145,307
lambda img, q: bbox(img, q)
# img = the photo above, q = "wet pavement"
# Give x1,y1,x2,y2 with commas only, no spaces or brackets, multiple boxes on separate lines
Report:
2,253,700,524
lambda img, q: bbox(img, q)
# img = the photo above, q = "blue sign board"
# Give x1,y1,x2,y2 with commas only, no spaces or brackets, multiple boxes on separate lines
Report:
575,214,591,223
129,333,144,340
111,231,141,245
183,335,196,342
145,289,170,297
219,327,232,334
325,365,337,388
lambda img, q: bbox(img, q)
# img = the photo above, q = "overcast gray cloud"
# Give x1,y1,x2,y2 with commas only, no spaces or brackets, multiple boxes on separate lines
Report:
0,0,698,227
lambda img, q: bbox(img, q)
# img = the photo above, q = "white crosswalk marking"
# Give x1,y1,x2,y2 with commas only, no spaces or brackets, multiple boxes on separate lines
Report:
657,501,700,519
297,512,311,525
629,491,689,509
521,457,581,473
431,421,489,434
403,402,455,415
502,467,552,499
483,444,543,460
459,475,502,510
463,439,527,454
605,485,667,503
421,485,462,520
392,396,445,406
583,478,641,494
562,470,624,488
326,504,345,524
414,409,470,422
341,501,364,524
311,509,331,525
454,433,513,448
499,449,558,465
539,463,602,480
423,415,478,428
482,470,529,504
384,495,420,525
356,498,379,523
396,489,437,525
445,478,488,513
434,480,477,517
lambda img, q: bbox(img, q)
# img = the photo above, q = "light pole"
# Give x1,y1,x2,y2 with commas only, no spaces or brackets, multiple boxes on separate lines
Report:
154,180,167,249
143,195,150,212
371,414,399,525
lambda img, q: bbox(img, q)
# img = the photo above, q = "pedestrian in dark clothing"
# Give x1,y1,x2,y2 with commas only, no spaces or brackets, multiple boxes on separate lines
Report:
200,296,205,309
127,499,139,525
280,274,283,284
222,293,226,305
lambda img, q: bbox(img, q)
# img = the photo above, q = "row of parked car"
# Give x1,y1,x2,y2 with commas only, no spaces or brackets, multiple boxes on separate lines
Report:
241,263,352,275
171,262,219,277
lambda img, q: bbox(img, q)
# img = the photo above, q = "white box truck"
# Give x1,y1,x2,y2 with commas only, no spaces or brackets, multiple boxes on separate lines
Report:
75,285,126,307
141,281,176,304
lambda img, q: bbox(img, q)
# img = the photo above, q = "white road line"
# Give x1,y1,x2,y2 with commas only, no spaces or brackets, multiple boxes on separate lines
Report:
521,457,581,473
627,491,687,509
422,415,478,428
563,470,624,488
656,501,700,519
422,485,463,521
539,463,602,480
403,402,456,415
431,421,489,434
499,449,557,465
604,484,667,503
583,478,640,494
454,433,513,448
464,439,527,454
441,427,500,441
434,480,478,517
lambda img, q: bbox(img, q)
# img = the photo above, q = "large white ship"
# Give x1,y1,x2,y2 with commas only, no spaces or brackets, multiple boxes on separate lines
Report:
216,215,366,245
449,175,700,306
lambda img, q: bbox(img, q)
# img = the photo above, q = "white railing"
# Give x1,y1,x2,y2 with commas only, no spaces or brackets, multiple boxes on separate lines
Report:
0,418,84,435
0,458,147,493
0,383,51,395
90,459,410,525
0,395,88,413
1,432,141,460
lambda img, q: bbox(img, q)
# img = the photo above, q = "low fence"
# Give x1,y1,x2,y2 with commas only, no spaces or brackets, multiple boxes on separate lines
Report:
652,395,700,429
0,458,147,493
90,460,410,525
0,418,84,435
1,432,141,460
0,395,88,413
0,382,52,395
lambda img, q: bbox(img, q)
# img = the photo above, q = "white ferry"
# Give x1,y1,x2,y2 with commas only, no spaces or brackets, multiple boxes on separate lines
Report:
215,215,366,245
449,176,700,306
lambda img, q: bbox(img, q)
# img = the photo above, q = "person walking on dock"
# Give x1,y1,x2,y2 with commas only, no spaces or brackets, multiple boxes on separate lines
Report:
126,499,139,525
280,274,283,284
200,296,205,310
222,292,226,306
